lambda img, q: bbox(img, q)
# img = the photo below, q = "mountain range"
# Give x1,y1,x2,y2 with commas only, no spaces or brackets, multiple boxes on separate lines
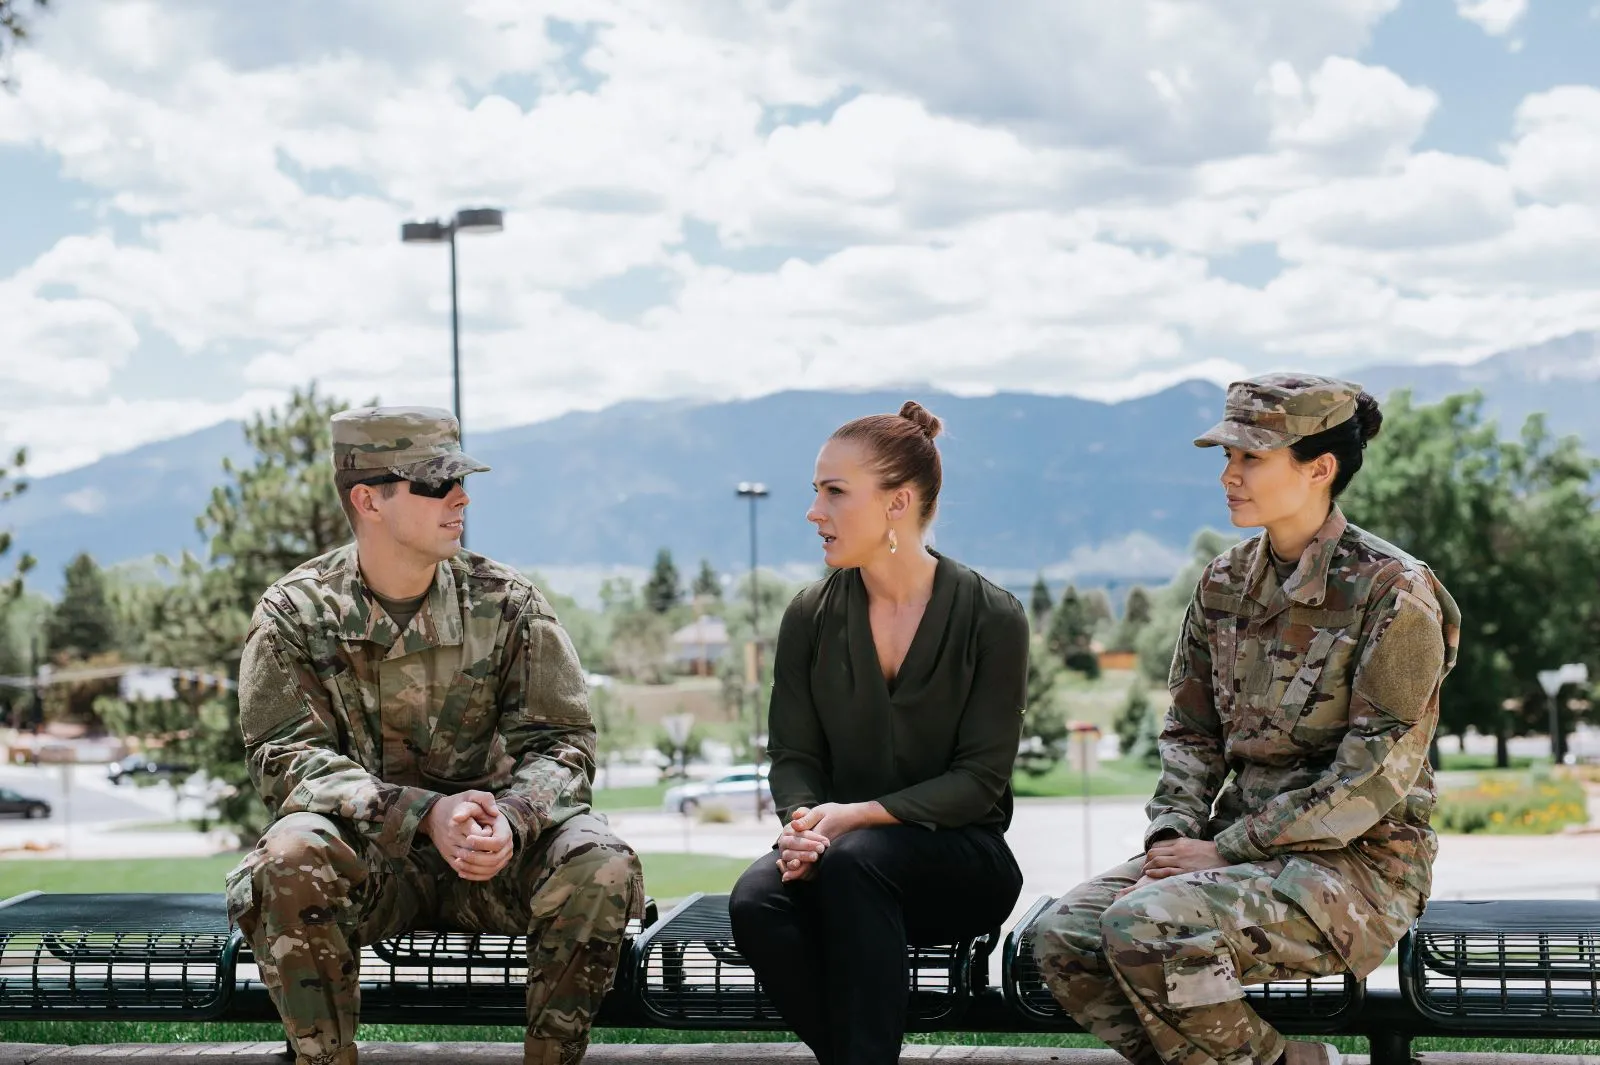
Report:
7,331,1599,602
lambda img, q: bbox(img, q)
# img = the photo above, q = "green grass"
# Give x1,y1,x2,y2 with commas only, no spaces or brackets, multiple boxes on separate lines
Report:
1436,753,1541,772
111,820,212,833
0,853,750,901
1053,668,1139,731
0,855,242,895
2,1020,1597,1055
593,783,669,811
1013,757,1160,799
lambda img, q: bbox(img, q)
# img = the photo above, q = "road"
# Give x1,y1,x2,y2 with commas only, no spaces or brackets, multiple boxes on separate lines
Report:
0,762,231,858
3,763,1598,915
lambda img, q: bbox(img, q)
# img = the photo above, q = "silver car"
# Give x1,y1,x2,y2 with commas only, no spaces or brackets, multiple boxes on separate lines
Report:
662,765,773,814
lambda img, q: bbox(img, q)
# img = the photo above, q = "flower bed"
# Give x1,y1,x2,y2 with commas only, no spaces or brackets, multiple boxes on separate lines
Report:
1434,772,1590,834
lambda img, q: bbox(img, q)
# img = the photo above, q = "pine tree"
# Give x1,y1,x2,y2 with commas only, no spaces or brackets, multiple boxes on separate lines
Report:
1017,646,1069,776
1083,588,1113,628
1046,586,1099,679
1107,584,1155,653
1,1,50,88
1123,586,1152,627
1028,574,1052,632
692,559,722,601
46,553,115,658
0,447,33,605
643,548,682,614
95,385,359,838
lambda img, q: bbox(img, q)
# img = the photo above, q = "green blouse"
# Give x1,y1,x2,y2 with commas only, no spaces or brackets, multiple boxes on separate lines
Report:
765,552,1030,831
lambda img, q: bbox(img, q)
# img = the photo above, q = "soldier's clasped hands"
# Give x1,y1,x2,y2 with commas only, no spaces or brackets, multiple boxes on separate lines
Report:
423,790,515,881
1142,837,1224,880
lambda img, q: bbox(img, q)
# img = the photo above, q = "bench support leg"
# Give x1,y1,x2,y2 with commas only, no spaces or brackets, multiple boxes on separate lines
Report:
1367,1031,1412,1065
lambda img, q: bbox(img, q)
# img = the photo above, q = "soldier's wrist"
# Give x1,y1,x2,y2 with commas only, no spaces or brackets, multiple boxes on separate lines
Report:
417,795,446,842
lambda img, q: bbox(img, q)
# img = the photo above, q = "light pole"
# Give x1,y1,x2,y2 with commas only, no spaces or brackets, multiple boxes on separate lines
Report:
1538,663,1590,765
399,207,505,444
737,481,770,819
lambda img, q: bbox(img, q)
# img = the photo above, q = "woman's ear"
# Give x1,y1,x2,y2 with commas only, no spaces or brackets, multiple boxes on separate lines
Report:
884,485,915,524
1309,452,1338,490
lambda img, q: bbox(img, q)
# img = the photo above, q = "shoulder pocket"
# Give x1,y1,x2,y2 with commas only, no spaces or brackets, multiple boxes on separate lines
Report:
1354,589,1444,723
238,632,311,746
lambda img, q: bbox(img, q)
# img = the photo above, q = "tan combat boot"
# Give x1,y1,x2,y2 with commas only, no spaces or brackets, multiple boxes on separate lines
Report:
524,1036,588,1065
1280,1041,1342,1065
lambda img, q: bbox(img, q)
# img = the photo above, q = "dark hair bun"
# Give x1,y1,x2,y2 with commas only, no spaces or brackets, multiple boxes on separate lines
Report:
1354,392,1383,443
898,400,943,441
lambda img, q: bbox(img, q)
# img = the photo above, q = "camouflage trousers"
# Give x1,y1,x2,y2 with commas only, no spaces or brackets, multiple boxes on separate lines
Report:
1030,858,1345,1065
226,810,643,1065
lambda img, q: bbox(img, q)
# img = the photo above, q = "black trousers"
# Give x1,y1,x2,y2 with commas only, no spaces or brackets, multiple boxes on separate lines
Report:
727,823,1023,1065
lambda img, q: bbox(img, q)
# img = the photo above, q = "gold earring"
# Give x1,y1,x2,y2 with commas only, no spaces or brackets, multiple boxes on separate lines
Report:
888,528,898,554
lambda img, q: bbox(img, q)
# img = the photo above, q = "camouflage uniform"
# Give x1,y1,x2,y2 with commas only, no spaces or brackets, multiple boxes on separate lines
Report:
226,407,643,1065
1032,376,1461,1065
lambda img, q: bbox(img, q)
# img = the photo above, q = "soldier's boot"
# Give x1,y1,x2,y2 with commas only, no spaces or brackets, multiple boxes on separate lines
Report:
1280,1042,1341,1065
524,1036,587,1065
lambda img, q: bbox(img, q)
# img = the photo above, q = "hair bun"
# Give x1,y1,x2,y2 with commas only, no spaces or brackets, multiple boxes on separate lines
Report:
1353,392,1383,444
898,400,943,441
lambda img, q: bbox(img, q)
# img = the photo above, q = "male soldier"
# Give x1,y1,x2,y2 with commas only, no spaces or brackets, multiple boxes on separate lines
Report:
1029,375,1459,1065
226,406,641,1065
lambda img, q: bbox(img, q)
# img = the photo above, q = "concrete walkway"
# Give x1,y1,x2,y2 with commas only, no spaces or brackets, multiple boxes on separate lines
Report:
2,1045,1599,1065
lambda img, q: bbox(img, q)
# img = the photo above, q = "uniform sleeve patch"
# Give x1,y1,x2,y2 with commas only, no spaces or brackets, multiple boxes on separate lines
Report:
238,630,312,745
1354,588,1444,723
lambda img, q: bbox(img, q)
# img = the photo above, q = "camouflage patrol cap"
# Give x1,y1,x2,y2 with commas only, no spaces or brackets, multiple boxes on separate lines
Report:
1194,373,1362,451
330,406,489,486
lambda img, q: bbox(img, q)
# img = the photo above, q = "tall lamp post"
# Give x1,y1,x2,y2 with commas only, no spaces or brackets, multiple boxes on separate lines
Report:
399,207,505,444
736,481,770,819
1537,662,1590,765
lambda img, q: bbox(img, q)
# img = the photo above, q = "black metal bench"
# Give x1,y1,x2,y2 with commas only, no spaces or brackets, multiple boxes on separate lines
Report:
0,890,655,1028
6,888,1600,1065
0,892,240,1021
1000,895,1366,1033
628,892,993,1030
1400,899,1600,1034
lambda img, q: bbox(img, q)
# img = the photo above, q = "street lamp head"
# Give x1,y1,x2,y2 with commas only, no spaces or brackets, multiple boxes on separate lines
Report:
400,219,450,244
737,482,770,498
454,207,505,234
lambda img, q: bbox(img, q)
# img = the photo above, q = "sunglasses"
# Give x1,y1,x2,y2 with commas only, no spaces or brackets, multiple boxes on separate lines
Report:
354,475,464,499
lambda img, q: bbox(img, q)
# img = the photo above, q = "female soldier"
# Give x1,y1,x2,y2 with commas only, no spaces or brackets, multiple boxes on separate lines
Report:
728,401,1028,1065
1030,374,1459,1065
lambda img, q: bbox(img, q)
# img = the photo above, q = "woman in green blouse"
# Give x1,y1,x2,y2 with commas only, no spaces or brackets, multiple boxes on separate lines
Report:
728,401,1030,1065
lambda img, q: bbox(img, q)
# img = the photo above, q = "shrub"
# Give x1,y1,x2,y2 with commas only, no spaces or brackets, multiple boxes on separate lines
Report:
1434,772,1589,835
695,802,734,824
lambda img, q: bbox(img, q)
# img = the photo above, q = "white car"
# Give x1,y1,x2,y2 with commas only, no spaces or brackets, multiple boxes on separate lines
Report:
662,765,773,814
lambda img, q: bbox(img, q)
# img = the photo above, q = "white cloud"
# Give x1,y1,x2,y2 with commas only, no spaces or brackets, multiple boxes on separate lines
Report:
1506,86,1600,206
0,278,139,398
1453,0,1530,36
1263,57,1437,168
0,0,1597,477
61,488,107,516
1265,152,1515,250
0,392,290,477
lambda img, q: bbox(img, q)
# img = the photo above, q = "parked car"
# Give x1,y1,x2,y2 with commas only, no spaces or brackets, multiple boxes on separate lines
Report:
662,765,773,815
0,787,50,819
107,753,196,785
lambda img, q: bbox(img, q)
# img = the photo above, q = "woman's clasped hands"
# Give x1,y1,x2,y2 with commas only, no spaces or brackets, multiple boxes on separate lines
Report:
774,802,874,882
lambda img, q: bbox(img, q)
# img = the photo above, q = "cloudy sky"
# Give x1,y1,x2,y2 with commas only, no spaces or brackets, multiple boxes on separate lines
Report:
2,0,1598,475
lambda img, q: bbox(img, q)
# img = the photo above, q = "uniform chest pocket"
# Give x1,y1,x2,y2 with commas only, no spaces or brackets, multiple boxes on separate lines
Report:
1267,625,1357,740
424,669,499,777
